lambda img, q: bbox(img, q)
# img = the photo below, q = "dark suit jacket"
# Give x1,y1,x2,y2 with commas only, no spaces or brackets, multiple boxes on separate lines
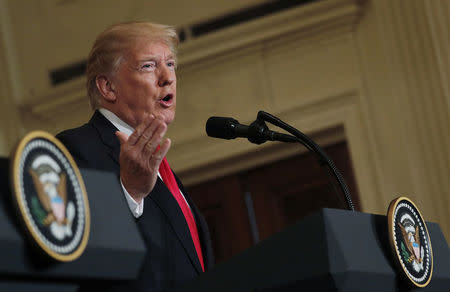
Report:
57,111,214,292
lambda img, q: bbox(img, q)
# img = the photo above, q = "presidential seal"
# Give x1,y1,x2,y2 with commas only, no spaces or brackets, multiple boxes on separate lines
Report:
387,197,433,287
10,131,90,262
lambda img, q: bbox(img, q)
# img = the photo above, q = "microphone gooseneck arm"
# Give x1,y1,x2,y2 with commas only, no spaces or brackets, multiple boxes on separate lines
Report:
257,111,355,211
247,118,297,144
205,112,355,211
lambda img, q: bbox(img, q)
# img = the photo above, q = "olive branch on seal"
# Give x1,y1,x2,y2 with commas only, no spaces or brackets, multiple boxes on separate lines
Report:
31,196,46,225
400,241,412,263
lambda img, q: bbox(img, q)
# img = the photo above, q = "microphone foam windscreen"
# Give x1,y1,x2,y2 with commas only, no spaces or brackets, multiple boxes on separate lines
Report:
205,117,238,139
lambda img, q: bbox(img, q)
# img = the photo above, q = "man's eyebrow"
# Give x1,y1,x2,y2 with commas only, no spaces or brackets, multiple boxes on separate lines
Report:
138,55,175,62
137,57,158,63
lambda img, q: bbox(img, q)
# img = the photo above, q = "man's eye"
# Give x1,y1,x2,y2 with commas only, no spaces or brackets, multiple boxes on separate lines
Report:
142,62,156,70
167,61,176,69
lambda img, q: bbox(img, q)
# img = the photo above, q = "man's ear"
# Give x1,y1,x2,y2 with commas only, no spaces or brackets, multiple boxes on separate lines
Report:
96,75,116,102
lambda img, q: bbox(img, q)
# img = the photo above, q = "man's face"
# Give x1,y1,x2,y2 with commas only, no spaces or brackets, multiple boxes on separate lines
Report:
110,40,177,128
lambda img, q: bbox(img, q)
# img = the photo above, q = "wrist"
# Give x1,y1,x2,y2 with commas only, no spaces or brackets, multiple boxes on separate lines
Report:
120,178,145,203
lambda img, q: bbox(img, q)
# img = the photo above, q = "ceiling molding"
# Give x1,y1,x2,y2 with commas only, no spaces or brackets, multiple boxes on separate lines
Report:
178,0,362,66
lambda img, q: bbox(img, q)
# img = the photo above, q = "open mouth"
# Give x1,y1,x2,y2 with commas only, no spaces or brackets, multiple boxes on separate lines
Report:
159,94,174,107
161,94,172,102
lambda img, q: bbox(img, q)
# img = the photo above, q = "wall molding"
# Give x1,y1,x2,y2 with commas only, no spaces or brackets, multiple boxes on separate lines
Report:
178,0,362,66
176,88,382,212
25,0,363,121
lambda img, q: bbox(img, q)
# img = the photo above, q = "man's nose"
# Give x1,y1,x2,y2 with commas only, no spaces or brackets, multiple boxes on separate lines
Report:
158,65,174,87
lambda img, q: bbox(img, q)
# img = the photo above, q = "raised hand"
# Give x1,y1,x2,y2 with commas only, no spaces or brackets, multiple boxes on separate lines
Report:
115,115,171,203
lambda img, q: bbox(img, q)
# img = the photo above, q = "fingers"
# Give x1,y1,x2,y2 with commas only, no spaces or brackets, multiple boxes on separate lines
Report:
127,114,154,146
159,138,171,159
156,138,171,160
140,121,166,156
149,138,171,169
119,116,168,160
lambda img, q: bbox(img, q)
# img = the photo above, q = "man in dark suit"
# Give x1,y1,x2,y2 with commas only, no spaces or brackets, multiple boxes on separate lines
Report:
57,22,214,291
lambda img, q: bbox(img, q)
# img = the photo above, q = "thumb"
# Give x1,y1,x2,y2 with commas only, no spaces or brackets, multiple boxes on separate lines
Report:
115,131,129,145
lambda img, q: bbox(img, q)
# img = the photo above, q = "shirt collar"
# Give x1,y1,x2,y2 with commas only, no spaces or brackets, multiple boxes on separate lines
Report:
98,108,134,136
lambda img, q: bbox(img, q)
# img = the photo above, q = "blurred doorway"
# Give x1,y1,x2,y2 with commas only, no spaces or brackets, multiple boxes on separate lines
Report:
187,141,360,264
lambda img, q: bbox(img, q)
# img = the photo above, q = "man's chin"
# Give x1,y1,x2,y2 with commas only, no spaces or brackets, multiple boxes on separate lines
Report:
164,115,175,126
159,110,175,126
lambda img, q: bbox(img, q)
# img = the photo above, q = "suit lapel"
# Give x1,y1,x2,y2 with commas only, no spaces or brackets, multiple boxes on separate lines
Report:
89,111,203,273
89,111,121,165
149,179,203,274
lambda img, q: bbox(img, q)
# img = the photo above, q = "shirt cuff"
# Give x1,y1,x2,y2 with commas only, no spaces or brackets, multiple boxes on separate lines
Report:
120,178,144,218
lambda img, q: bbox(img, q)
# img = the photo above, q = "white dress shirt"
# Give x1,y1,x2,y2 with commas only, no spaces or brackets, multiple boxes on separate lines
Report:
98,108,189,218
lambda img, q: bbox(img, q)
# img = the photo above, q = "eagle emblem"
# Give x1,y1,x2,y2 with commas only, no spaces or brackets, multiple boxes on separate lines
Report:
29,154,75,241
398,213,424,272
11,131,90,262
387,197,433,287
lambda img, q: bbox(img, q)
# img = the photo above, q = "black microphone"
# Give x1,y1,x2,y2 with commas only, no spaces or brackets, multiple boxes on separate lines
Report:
206,117,297,144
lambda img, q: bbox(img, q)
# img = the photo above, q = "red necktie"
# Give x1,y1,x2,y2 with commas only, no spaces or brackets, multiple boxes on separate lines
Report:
159,157,205,272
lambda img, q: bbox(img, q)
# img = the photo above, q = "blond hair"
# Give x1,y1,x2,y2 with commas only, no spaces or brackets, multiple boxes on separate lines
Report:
86,21,179,109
